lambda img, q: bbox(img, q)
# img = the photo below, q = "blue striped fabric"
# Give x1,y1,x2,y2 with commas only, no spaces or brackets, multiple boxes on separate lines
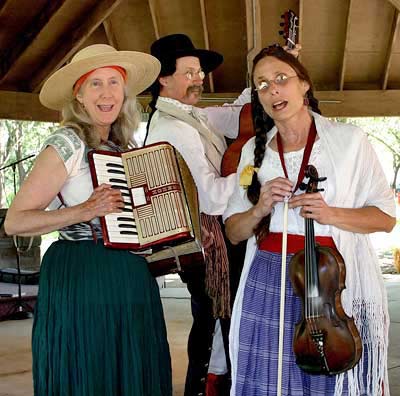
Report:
236,249,350,396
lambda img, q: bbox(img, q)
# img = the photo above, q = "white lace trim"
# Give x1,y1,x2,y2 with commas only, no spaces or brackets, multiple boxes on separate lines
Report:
158,96,193,112
266,139,322,181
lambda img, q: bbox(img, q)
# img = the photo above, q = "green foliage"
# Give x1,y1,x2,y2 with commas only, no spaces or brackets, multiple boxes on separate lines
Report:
0,120,58,207
331,117,400,189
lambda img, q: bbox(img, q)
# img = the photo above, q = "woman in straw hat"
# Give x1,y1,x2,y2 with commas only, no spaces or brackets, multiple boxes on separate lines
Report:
5,44,172,396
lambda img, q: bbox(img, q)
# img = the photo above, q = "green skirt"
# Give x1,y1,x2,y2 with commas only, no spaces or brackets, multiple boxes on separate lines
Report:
32,240,172,396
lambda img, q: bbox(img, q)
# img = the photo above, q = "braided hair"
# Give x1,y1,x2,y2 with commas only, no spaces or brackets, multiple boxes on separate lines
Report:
248,45,321,242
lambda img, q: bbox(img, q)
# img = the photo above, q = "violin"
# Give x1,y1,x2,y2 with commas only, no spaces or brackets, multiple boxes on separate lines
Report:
289,165,362,375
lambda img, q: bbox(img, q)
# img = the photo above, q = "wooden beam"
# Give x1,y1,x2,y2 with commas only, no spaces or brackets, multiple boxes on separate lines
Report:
199,0,214,92
0,0,68,84
0,91,59,122
316,90,400,117
103,19,119,49
138,90,400,117
388,0,400,11
29,0,124,93
0,0,8,13
3,89,400,122
382,10,400,89
298,0,304,56
339,0,353,90
245,0,262,86
148,0,160,40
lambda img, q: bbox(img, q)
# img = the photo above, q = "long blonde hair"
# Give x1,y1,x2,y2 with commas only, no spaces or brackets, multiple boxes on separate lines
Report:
61,86,141,150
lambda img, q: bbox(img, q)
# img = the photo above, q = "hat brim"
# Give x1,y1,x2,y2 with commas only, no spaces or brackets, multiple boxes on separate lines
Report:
172,49,223,73
39,51,161,111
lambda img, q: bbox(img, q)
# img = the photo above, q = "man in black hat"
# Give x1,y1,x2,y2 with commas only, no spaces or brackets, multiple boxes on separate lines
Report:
145,33,250,396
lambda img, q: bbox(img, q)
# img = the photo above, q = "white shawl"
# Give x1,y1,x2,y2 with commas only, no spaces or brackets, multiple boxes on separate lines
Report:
227,113,396,396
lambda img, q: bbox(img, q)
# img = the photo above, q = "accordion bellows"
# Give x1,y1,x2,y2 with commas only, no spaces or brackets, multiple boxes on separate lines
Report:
88,142,203,276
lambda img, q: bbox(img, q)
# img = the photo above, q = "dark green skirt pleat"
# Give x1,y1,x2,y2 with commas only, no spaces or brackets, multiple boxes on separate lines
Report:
32,240,172,396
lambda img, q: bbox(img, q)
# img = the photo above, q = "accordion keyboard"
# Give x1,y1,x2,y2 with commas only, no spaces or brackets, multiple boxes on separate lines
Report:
92,153,139,244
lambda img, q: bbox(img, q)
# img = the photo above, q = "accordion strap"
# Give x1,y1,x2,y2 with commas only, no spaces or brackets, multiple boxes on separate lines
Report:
162,246,182,272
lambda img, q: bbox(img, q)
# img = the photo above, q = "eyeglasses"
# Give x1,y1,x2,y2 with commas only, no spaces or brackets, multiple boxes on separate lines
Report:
175,69,206,81
254,73,298,92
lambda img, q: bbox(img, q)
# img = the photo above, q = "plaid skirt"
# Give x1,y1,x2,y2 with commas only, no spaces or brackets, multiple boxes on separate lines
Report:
235,249,361,396
32,240,172,396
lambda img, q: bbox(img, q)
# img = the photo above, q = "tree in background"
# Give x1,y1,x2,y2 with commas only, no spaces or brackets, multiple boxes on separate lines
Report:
0,120,57,208
335,117,400,190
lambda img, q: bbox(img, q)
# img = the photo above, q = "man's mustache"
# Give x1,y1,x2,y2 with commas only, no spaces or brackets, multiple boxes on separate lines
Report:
187,85,204,95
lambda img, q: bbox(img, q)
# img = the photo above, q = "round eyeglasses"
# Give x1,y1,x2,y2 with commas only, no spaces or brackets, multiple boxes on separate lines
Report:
175,69,206,81
254,73,298,92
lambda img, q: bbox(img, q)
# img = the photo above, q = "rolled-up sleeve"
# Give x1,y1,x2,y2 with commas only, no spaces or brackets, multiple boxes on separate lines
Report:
202,88,251,140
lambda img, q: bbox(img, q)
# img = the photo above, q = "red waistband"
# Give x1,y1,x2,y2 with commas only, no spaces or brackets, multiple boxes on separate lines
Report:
259,232,336,254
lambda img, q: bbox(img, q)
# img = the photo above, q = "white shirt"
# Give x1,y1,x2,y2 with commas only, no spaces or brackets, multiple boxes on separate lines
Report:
146,91,251,215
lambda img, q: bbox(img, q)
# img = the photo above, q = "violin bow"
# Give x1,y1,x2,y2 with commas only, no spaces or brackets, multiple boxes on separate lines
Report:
277,197,289,396
277,9,298,396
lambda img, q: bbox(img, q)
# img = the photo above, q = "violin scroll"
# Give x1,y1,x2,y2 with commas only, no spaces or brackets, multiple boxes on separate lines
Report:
301,164,326,193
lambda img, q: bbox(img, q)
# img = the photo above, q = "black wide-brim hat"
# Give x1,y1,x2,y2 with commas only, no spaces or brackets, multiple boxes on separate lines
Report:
150,34,223,74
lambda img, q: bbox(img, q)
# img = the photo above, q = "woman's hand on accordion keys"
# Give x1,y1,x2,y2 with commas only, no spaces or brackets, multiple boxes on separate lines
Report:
81,183,124,222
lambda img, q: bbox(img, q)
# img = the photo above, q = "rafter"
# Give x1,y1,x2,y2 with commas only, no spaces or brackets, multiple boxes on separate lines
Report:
199,0,214,92
0,0,68,84
137,90,400,117
0,91,59,122
245,0,261,86
315,89,400,117
387,0,400,11
382,10,400,89
148,0,160,40
0,0,8,13
103,19,118,49
339,0,353,91
3,89,400,121
298,0,304,57
29,0,124,93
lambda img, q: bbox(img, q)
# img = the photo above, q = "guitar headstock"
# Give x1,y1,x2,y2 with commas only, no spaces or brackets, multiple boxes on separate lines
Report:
279,10,299,49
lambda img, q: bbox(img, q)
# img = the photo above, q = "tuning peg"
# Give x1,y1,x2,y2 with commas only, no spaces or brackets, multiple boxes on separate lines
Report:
299,183,307,191
279,30,284,35
280,22,285,26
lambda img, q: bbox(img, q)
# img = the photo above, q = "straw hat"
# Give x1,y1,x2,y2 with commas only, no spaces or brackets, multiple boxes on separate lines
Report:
39,44,161,111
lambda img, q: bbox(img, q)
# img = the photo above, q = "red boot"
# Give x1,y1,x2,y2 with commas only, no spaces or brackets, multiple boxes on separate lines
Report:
205,373,230,396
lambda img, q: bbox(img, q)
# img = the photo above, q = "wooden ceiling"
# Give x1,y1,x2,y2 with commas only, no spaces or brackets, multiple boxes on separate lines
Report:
1,0,400,122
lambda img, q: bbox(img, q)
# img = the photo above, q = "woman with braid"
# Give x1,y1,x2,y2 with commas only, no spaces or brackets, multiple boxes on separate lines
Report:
224,45,396,396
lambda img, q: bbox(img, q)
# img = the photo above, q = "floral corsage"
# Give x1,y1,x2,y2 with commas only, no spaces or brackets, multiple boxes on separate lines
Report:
239,164,259,189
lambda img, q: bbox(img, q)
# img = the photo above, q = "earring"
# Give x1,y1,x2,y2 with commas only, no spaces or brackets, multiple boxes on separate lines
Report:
303,97,309,106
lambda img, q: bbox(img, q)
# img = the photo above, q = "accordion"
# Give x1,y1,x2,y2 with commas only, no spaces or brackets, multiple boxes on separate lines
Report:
88,142,204,276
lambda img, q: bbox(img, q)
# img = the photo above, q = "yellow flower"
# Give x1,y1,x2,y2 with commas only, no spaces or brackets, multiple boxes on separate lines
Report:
239,164,259,189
